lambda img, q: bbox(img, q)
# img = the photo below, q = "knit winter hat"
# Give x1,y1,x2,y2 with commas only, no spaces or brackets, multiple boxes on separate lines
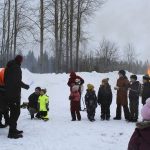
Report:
119,70,126,76
35,87,41,91
87,84,94,90
141,98,150,121
102,78,109,84
70,72,76,78
143,75,150,81
15,55,23,64
130,75,137,81
41,89,47,94
72,85,79,92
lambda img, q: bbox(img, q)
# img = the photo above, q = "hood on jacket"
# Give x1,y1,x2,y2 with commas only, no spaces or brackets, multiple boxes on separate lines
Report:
136,121,150,129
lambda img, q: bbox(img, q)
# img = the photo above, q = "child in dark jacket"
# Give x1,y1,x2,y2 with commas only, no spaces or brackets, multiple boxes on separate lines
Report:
28,87,41,119
69,85,81,121
141,75,150,105
98,78,112,120
129,75,141,122
85,84,97,122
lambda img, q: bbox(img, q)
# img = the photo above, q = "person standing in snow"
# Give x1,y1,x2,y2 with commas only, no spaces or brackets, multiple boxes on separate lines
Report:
85,84,97,122
37,89,49,121
0,69,9,128
129,75,141,122
114,70,130,121
98,78,112,121
128,98,150,150
4,55,30,139
69,85,81,121
141,75,150,105
28,87,41,120
67,72,84,110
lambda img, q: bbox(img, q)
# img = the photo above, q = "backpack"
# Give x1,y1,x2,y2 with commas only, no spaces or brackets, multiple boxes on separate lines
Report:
0,68,5,86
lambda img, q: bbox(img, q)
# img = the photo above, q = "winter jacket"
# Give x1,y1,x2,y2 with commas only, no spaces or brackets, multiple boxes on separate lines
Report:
142,82,150,105
4,60,29,103
129,81,141,100
0,86,7,112
98,85,112,106
28,92,40,110
85,90,97,109
0,68,5,86
69,91,80,102
68,76,84,91
38,95,49,111
116,76,129,106
128,121,150,150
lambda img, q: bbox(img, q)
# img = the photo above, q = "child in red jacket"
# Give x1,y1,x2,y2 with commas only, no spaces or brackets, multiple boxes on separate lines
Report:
69,85,81,121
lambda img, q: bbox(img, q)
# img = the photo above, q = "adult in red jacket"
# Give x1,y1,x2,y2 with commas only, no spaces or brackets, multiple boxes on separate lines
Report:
67,72,84,91
67,72,84,110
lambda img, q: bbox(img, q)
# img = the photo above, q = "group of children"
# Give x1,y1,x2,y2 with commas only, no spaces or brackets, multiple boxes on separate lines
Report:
27,87,49,121
69,70,150,122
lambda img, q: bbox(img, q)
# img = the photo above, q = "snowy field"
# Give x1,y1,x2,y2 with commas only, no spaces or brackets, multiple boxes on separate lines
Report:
0,70,143,150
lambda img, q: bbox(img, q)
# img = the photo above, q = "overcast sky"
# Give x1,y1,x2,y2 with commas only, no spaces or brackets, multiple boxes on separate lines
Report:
87,0,150,61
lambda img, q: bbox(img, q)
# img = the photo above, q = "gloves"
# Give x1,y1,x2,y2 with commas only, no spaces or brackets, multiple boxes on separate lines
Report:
24,84,30,90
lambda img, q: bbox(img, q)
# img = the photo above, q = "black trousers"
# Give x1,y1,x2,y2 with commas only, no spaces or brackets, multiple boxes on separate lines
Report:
0,109,9,124
101,105,110,119
71,111,81,120
8,102,20,133
129,99,139,120
87,107,96,120
116,104,130,119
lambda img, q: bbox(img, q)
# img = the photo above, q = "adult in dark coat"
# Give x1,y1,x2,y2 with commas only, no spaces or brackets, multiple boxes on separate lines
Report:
28,87,41,119
129,75,141,122
114,70,130,121
141,75,150,105
98,78,112,120
4,55,29,139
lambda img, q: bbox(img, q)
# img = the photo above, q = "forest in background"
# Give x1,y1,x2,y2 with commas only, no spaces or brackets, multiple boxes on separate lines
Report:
0,0,149,74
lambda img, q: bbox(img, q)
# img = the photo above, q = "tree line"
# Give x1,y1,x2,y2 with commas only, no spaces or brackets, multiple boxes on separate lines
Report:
0,0,148,74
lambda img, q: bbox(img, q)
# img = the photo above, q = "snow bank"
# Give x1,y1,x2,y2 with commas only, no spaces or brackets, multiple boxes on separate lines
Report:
0,69,143,150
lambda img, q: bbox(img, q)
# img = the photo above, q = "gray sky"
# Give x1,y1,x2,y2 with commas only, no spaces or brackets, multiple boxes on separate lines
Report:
87,0,150,61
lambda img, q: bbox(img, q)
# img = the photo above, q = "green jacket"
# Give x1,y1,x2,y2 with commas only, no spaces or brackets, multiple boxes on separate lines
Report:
38,94,49,111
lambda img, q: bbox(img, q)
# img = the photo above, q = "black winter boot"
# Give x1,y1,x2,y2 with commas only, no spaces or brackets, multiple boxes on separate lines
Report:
8,133,23,139
31,114,34,120
15,129,23,134
0,123,6,128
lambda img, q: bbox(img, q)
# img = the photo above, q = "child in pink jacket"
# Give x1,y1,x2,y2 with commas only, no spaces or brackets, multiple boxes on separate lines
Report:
69,85,81,121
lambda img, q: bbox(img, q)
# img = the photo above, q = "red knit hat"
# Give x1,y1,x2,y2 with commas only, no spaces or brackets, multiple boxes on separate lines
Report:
70,71,76,78
15,55,23,64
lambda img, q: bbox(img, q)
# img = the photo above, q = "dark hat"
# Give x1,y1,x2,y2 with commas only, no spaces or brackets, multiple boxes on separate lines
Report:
41,88,47,94
143,75,150,81
15,55,23,64
130,75,137,80
70,71,76,78
35,87,41,91
119,70,126,76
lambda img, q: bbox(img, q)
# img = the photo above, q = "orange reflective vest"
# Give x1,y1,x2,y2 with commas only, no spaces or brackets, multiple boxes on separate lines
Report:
0,68,5,86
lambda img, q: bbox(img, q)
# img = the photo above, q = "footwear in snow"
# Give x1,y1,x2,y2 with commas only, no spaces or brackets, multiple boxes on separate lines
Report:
0,123,6,128
113,117,121,120
8,133,23,139
15,129,23,134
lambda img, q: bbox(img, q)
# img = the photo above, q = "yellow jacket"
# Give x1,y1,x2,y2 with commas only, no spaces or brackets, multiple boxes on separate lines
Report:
38,95,49,111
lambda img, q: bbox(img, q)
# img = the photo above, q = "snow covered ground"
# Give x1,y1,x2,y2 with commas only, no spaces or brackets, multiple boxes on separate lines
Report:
0,70,143,150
